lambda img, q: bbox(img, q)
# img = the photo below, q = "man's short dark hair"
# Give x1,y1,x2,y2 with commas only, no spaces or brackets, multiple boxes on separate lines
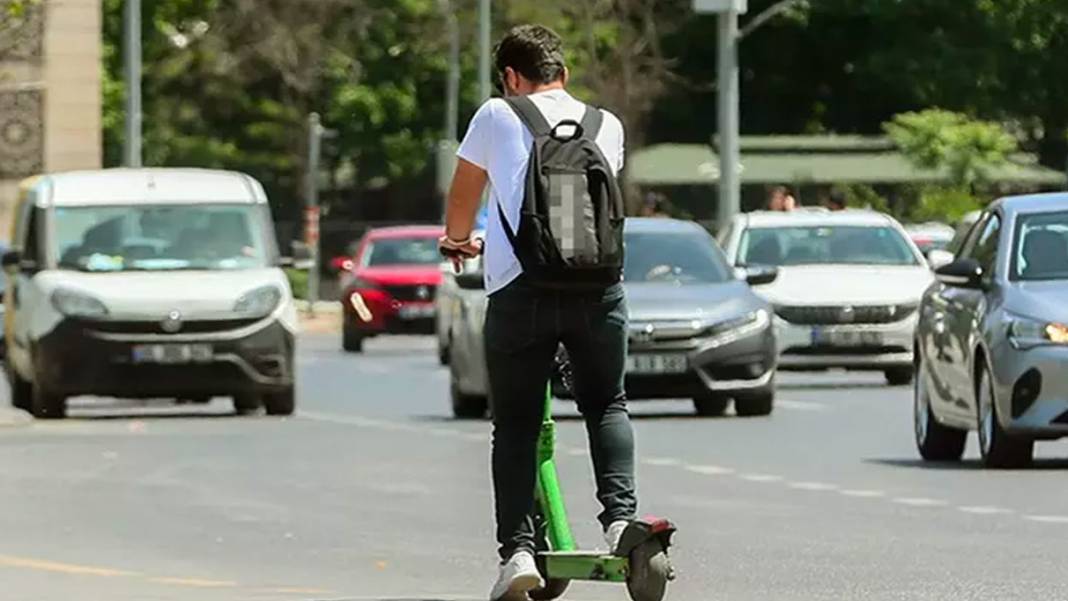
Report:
494,25,566,85
828,189,847,208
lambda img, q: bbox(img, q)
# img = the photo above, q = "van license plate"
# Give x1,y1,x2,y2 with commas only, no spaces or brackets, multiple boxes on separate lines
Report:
811,328,883,347
132,344,213,364
627,353,689,374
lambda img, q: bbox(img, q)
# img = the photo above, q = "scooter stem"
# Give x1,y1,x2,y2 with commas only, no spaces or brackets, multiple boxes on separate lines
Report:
536,382,576,551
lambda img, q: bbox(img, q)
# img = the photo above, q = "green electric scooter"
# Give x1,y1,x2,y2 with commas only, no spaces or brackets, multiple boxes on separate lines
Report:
529,359,676,601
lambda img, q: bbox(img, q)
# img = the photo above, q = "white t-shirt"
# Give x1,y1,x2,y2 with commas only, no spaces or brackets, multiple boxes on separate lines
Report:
456,89,625,294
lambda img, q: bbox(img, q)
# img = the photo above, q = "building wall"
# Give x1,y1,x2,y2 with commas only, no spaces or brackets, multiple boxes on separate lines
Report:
0,0,101,239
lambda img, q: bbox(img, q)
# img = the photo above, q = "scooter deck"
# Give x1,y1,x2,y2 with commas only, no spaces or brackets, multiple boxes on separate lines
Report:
539,550,628,582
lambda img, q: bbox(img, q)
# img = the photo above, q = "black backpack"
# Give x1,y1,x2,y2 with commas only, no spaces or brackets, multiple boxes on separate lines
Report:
498,95,625,288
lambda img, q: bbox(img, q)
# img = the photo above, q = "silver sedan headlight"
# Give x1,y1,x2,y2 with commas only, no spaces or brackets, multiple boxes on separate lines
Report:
1007,313,1068,349
703,308,770,341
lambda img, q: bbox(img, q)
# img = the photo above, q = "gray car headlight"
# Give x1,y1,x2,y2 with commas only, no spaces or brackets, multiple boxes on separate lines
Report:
51,288,109,319
705,308,770,340
234,285,282,317
1009,314,1068,348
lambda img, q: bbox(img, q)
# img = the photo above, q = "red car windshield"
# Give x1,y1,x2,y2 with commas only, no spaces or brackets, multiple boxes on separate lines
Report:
362,237,440,267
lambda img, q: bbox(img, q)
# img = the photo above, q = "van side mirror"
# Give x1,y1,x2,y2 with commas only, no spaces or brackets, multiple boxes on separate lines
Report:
1,250,29,275
935,258,983,289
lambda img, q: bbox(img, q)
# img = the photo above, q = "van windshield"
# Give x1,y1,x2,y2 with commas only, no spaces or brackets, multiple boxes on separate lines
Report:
54,204,270,272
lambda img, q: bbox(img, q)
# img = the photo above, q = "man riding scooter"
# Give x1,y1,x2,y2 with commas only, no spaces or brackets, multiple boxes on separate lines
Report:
439,24,642,601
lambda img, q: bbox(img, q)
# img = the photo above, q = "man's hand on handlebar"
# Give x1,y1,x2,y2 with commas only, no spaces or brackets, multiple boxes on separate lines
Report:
438,236,483,273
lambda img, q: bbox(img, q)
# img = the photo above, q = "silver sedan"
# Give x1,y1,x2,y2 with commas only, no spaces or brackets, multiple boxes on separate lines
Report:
446,218,778,418
915,193,1068,468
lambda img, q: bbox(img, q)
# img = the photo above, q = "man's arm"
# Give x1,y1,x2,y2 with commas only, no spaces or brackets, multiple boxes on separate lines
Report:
444,158,487,243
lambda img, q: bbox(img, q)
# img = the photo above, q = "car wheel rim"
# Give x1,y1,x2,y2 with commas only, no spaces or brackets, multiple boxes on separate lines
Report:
914,361,929,445
979,371,994,455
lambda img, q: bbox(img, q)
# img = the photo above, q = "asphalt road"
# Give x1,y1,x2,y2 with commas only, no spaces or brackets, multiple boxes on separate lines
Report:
2,333,1068,601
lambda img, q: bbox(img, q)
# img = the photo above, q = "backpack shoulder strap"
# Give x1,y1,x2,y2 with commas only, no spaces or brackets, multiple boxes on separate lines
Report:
579,105,604,140
502,96,552,137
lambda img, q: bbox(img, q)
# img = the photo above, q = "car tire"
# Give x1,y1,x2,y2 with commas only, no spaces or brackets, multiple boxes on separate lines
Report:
342,323,364,353
31,385,66,419
263,387,296,416
692,394,729,417
7,367,32,411
977,363,1033,469
232,393,261,415
438,340,450,366
734,390,774,417
914,354,966,461
451,376,487,419
885,367,914,386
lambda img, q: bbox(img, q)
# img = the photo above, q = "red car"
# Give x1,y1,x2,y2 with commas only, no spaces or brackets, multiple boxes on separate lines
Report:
335,225,444,352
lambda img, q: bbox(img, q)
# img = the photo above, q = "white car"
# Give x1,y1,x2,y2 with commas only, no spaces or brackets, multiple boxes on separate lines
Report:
719,209,933,385
3,168,299,418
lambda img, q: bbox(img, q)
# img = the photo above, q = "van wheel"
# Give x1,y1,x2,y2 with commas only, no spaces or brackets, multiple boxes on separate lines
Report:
735,390,775,417
7,369,32,411
342,323,364,353
692,394,729,417
232,394,261,415
264,387,295,416
885,367,914,386
31,386,66,419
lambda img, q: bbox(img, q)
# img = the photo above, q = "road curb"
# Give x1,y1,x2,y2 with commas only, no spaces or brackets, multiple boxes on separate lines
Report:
0,408,31,428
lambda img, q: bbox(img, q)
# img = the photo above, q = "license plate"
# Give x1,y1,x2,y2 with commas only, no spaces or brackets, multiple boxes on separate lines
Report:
811,327,883,347
397,304,436,319
627,353,689,374
132,344,213,364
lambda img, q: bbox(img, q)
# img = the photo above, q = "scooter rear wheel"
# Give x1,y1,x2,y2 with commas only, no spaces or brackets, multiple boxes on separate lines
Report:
528,575,569,601
626,540,673,601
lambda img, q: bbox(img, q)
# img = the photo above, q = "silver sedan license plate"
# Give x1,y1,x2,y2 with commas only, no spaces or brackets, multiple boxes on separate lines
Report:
627,353,689,375
811,327,883,347
132,344,213,364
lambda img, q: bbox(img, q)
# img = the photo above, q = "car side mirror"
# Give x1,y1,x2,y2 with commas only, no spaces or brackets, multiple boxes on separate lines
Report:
1,250,32,275
734,264,778,286
935,258,983,289
926,249,955,270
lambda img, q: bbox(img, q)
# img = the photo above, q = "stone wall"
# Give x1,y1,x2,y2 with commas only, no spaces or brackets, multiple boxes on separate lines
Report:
0,0,101,239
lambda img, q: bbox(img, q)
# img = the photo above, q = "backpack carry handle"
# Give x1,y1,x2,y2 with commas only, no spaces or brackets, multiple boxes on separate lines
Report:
550,119,584,142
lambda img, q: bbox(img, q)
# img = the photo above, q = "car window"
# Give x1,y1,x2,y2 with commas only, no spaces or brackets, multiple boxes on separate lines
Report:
1011,210,1068,281
23,207,42,264
967,213,1001,276
956,212,990,259
623,230,731,284
738,225,919,267
362,237,440,267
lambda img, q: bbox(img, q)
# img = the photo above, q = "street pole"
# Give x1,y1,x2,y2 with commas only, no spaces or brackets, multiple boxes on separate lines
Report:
305,113,323,314
478,0,491,102
123,0,142,167
445,2,459,142
717,9,740,225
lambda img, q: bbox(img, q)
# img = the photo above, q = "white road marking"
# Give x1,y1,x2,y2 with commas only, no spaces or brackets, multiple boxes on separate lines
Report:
788,481,838,491
892,497,948,507
739,473,782,483
1023,515,1068,524
776,400,828,412
958,506,1013,515
684,464,735,476
839,489,886,498
642,457,682,467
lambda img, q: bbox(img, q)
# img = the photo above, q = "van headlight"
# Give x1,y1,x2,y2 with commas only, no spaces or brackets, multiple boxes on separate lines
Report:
1009,314,1068,348
51,288,109,319
234,285,282,317
706,309,769,338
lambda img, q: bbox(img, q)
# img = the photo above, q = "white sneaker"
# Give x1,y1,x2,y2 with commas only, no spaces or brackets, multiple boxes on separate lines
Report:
489,550,542,601
605,520,630,553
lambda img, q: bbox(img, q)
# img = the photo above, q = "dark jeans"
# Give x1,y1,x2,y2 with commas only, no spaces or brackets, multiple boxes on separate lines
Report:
484,276,637,559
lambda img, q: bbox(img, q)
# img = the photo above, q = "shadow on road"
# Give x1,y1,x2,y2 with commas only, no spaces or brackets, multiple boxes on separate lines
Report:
778,381,896,391
866,457,1068,471
410,411,738,424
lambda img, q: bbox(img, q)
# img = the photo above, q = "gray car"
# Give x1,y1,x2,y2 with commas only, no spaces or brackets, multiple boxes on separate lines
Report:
915,193,1068,468
446,218,778,418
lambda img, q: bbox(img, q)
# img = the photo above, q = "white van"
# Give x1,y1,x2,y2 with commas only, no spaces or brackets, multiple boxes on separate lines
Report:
3,169,299,418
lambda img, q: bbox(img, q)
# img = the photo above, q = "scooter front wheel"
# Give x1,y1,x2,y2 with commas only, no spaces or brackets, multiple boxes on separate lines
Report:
528,576,569,601
626,540,673,601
